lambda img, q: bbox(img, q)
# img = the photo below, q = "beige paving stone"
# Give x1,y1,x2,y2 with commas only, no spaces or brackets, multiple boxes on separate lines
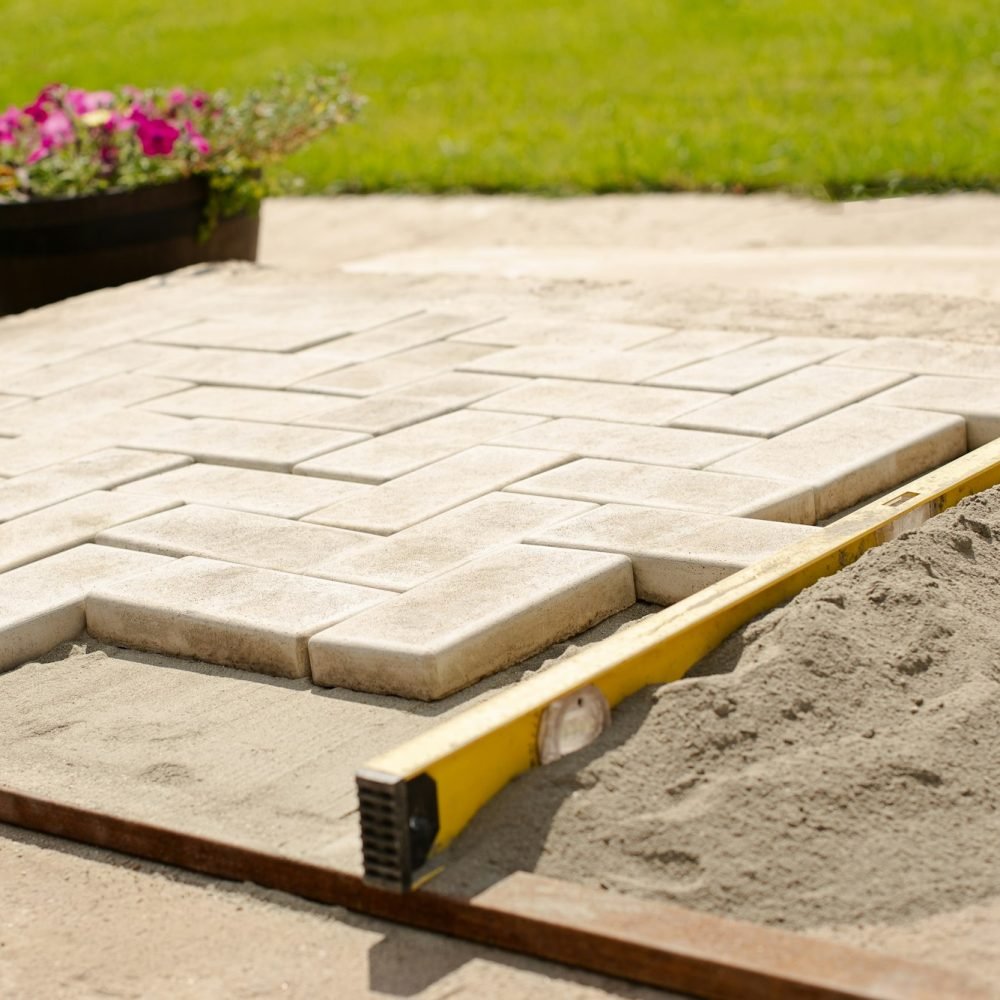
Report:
629,329,771,355
710,404,967,519
0,491,181,574
461,346,695,384
117,462,372,518
508,458,817,523
393,371,527,403
97,503,372,575
869,375,1000,448
829,337,1000,378
498,417,752,468
295,394,457,434
471,377,723,425
0,544,175,673
0,449,191,523
134,418,368,473
525,503,819,603
672,365,911,437
315,491,595,590
308,544,636,699
140,385,350,424
0,394,29,411
294,410,546,483
451,318,673,349
0,374,193,435
304,445,572,534
646,336,856,392
141,348,347,389
86,556,389,679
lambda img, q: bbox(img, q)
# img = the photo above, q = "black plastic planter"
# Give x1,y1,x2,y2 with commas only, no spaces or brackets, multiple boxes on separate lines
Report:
0,176,259,315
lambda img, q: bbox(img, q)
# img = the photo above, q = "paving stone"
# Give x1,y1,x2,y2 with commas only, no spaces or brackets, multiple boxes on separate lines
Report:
461,346,694,384
134,418,368,472
672,365,910,437
0,491,181,574
117,462,372,518
498,418,753,468
392,371,526,403
294,410,546,483
0,449,192,523
0,544,175,673
141,348,347,389
829,337,1000,378
451,318,674,349
508,458,817,523
315,492,595,590
295,394,458,434
646,336,856,392
86,556,390,679
308,544,636,699
869,375,1000,448
140,385,350,424
304,445,572,534
525,503,820,603
628,329,771,355
0,374,193,435
471,377,723,425
0,394,29,411
710,404,967,519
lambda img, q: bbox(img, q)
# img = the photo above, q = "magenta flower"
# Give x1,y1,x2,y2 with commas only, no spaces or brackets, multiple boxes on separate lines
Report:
190,90,210,110
24,84,60,123
26,145,49,164
66,88,115,115
168,87,188,109
183,119,211,155
40,110,74,148
132,113,180,156
0,105,21,145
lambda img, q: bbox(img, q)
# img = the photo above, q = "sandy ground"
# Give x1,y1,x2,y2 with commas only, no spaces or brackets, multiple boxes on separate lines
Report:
3,192,1000,998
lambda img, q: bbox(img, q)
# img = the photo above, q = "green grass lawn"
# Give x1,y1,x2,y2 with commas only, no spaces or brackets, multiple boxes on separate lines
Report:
2,1,997,195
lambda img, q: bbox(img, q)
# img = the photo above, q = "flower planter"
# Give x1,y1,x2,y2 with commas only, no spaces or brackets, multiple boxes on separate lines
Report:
0,177,259,315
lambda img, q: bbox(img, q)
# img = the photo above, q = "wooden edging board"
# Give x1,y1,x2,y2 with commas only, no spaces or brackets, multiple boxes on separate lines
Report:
358,437,1000,891
0,787,986,1000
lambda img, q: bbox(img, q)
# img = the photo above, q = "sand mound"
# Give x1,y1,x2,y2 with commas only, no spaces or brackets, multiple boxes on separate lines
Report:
439,487,1000,938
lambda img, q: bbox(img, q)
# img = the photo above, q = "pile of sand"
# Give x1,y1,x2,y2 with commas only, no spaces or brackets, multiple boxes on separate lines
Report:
439,487,1000,945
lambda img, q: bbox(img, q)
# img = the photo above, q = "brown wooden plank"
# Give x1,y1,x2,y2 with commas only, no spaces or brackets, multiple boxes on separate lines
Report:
0,786,986,1000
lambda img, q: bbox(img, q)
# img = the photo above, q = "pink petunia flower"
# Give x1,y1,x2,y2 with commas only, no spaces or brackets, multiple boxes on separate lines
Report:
183,119,211,156
133,113,180,156
40,110,74,147
26,144,49,164
66,88,115,115
24,83,61,123
0,105,21,144
168,87,188,109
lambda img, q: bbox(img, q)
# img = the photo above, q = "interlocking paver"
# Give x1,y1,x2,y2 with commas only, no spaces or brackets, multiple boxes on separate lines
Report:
508,458,817,523
304,445,572,534
471,378,723,425
672,365,910,437
451,318,674,349
0,544,175,673
646,336,856,392
869,375,1000,448
461,346,689,384
141,348,347,389
629,329,770,355
308,544,636,700
0,394,29,411
117,462,372,518
293,410,546,483
86,556,390,679
711,404,966,519
0,491,181,574
140,385,350,424
0,449,191,523
525,503,820,603
498,417,753,469
134,417,368,472
829,337,1000,379
314,492,595,590
97,504,372,575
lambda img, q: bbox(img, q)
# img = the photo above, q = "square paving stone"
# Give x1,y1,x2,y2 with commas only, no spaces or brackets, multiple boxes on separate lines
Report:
308,544,636,700
710,404,967,520
508,458,817,523
525,503,820,603
86,557,390,679
0,544,175,673
314,491,595,590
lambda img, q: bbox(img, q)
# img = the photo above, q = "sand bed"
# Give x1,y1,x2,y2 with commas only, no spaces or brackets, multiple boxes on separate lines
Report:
437,486,1000,986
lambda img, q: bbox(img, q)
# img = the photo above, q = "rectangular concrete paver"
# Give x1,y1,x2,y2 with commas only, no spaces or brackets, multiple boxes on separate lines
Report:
525,503,820,603
869,375,1000,448
710,404,967,519
0,491,181,574
451,318,675,349
462,346,690,384
294,394,459,435
471,378,724,425
140,386,351,424
97,504,372,575
630,329,771,355
142,348,348,389
117,463,372,518
304,445,573,534
308,544,636,699
829,337,1000,379
86,557,390,679
0,449,191,523
498,418,753,469
314,492,595,590
646,336,856,392
294,410,546,483
672,365,911,437
134,418,369,472
0,544,175,673
508,458,817,523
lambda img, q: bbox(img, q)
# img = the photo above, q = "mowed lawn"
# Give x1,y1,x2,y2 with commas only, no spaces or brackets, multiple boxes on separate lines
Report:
2,0,997,195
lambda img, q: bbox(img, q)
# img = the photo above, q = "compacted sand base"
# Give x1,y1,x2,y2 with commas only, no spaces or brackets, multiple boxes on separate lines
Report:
437,486,1000,986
